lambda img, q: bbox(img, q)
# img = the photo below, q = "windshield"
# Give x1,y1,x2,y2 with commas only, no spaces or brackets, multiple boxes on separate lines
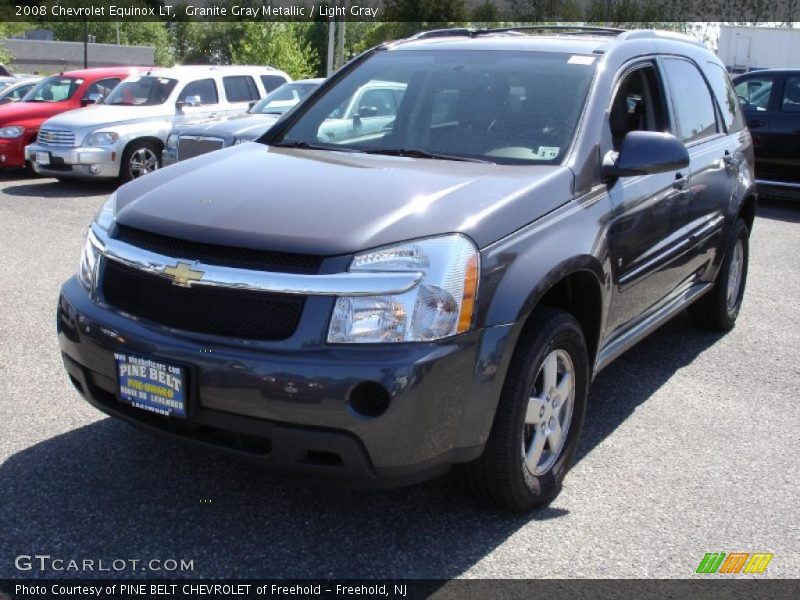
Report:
251,82,320,115
273,49,596,165
23,76,83,103
104,76,178,106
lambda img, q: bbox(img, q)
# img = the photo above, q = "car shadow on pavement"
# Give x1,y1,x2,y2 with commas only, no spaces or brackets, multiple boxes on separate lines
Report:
0,315,722,579
2,178,117,199
757,198,800,223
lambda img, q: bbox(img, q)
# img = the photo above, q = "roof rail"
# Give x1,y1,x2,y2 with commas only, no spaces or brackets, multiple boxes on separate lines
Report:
407,25,627,41
481,25,626,36
407,28,475,40
620,29,705,47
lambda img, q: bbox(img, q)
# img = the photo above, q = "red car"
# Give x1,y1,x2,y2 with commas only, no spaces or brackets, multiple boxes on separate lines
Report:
0,67,141,170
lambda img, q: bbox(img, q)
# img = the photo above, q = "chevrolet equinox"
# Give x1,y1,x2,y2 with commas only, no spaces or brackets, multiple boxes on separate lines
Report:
57,27,756,511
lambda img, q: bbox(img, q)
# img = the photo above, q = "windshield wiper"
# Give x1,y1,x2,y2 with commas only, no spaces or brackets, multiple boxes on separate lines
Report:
271,140,359,153
362,148,493,164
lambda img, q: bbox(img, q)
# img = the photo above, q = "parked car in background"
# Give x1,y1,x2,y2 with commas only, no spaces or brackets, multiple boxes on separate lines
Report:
58,28,755,511
0,77,42,105
27,65,291,182
734,69,800,200
162,78,324,166
317,80,407,143
0,67,138,171
0,76,18,90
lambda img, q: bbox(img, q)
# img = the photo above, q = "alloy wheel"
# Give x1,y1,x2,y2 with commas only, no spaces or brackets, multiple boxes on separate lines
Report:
522,349,576,476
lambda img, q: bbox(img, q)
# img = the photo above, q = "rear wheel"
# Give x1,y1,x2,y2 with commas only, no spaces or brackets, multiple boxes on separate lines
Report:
458,307,589,511
689,218,749,331
120,140,160,183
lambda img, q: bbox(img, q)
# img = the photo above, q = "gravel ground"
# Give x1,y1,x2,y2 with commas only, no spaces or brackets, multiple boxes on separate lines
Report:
0,170,798,579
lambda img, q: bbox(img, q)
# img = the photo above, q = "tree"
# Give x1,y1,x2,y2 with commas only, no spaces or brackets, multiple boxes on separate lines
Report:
229,23,319,80
44,21,174,66
0,22,32,66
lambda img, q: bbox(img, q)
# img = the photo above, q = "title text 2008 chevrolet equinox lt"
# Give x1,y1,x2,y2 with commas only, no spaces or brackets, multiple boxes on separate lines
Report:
58,28,755,511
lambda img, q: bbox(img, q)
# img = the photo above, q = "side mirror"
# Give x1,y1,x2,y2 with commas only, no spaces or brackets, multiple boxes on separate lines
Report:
602,131,689,181
176,95,202,110
81,92,104,106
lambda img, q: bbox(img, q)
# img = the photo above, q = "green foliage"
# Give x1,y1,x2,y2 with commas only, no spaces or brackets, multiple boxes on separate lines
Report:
43,20,174,66
0,22,32,65
230,23,319,80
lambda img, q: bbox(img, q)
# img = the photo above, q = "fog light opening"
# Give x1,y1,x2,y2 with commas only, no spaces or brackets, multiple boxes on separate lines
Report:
348,381,390,418
88,165,99,175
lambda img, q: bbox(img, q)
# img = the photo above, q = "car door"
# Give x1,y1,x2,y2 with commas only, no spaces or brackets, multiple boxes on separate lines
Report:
768,74,800,185
604,61,696,336
659,57,735,282
734,72,780,180
173,78,222,126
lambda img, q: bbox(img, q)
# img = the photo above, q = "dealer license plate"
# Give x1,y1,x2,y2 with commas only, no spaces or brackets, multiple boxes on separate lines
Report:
115,353,187,418
35,151,50,166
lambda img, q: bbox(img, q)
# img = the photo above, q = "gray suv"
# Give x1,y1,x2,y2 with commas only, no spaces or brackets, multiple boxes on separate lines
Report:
57,27,755,511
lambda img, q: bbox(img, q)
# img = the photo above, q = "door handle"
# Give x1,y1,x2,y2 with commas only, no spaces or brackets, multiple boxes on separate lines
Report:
747,119,765,128
722,150,737,168
672,173,688,190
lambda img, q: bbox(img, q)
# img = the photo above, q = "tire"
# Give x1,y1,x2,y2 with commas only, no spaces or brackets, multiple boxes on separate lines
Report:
688,218,749,331
458,307,589,512
120,140,161,183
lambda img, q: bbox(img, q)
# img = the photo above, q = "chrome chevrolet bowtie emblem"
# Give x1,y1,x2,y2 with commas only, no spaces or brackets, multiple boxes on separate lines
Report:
163,262,204,287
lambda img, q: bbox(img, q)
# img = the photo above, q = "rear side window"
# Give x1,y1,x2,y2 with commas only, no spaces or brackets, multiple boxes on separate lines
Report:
705,63,745,133
260,74,289,93
781,75,800,112
180,79,218,105
662,58,718,144
735,76,773,112
223,76,259,103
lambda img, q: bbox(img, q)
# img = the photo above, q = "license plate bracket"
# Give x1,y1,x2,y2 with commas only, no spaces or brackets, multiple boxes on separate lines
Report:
114,353,187,418
35,151,50,166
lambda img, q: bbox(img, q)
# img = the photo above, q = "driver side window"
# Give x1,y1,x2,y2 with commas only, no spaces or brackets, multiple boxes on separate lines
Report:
609,65,667,152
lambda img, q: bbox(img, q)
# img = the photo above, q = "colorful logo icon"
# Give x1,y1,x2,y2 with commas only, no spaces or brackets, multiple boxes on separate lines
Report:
696,552,773,574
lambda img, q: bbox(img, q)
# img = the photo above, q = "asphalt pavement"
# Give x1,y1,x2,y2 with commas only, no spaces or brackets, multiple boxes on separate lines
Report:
0,170,798,579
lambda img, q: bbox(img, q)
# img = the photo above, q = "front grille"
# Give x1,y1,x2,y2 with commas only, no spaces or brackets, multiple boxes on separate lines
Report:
102,259,306,341
37,127,75,147
114,225,322,274
177,136,225,161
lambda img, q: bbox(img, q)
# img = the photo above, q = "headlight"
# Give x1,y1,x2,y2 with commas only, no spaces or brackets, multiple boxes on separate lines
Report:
327,234,479,343
95,192,117,231
166,133,178,150
77,229,102,292
0,125,24,138
84,131,119,146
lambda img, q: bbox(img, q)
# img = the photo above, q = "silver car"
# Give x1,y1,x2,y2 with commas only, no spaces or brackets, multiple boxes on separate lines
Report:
26,65,290,182
162,78,324,166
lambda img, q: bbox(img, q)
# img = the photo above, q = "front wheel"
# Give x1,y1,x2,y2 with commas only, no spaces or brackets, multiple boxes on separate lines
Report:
120,140,161,183
458,307,589,511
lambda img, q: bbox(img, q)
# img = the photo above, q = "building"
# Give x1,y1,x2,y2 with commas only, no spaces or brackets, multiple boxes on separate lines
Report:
2,38,154,74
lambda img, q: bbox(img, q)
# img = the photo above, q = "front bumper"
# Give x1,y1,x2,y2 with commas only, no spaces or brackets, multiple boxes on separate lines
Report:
57,276,516,487
26,142,120,179
0,137,26,168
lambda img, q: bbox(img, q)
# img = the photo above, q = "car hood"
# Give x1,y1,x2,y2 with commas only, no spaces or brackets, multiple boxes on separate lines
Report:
43,104,171,129
0,101,70,124
115,143,574,255
174,113,280,140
